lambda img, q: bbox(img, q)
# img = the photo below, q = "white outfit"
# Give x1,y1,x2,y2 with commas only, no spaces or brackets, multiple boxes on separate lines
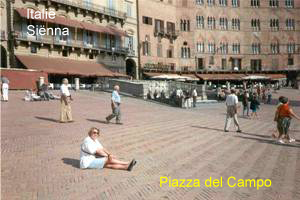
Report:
60,84,70,96
192,89,197,97
225,94,238,106
2,83,9,101
80,136,104,169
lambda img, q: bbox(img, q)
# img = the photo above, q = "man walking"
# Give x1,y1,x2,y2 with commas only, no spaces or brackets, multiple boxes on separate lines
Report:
1,76,9,102
224,89,242,133
60,78,73,123
192,88,197,107
106,85,122,125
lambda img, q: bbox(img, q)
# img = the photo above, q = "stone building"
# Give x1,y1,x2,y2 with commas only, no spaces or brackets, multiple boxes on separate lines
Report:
1,0,9,68
138,0,300,85
2,0,139,84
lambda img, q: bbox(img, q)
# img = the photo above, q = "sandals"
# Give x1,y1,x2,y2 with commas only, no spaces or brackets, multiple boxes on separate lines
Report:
127,159,137,171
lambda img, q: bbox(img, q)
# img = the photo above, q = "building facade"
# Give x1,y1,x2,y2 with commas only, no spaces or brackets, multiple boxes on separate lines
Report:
138,0,300,75
2,0,139,82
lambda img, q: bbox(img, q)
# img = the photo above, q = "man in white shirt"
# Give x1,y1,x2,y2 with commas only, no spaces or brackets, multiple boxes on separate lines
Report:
192,88,198,107
224,89,242,132
106,85,122,124
80,127,136,171
60,78,73,123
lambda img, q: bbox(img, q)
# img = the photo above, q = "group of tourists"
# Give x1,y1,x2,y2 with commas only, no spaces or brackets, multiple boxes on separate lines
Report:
58,78,137,171
224,87,300,144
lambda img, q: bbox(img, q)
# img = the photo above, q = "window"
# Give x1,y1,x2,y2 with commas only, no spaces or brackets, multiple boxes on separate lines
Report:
167,46,174,58
222,58,227,69
270,43,280,54
269,0,279,7
196,16,205,29
232,0,239,7
196,42,205,53
285,0,294,8
220,42,228,54
252,43,261,54
232,18,240,30
180,20,190,31
142,16,153,25
126,2,132,17
286,19,295,30
270,19,279,31
287,43,295,53
251,59,262,71
207,17,216,29
157,44,163,57
30,45,37,53
84,0,92,9
219,18,228,30
181,47,190,58
208,43,216,53
166,22,175,33
142,41,151,56
251,0,260,7
89,54,94,59
219,0,227,6
155,19,164,33
207,0,215,6
232,43,240,54
288,58,294,65
251,19,260,31
196,0,204,5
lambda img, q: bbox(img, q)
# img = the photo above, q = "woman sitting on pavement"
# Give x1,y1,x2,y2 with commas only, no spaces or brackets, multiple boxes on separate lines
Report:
80,127,137,171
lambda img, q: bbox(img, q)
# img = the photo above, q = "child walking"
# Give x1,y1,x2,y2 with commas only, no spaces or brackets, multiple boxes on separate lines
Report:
250,95,260,119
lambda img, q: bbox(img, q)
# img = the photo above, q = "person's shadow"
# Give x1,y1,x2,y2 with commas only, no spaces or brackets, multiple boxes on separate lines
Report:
86,119,108,124
35,116,59,123
62,158,80,169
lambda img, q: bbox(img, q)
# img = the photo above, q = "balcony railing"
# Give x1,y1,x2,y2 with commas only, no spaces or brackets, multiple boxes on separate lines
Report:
49,0,127,20
15,31,128,55
154,28,179,39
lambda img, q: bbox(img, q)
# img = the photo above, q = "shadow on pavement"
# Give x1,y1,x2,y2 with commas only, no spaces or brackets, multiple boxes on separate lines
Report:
234,135,300,148
62,158,80,169
191,125,224,132
35,116,59,123
86,119,108,124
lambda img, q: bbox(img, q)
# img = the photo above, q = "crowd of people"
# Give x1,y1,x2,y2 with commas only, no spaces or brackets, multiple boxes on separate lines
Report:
148,87,198,108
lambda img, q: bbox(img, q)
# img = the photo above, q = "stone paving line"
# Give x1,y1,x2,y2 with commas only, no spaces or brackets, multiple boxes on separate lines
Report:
1,89,300,200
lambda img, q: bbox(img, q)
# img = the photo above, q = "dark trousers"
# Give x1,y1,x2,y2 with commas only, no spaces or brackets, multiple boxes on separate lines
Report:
106,105,121,122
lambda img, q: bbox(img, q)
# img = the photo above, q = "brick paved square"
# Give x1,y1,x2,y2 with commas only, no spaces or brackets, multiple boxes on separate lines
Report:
1,89,300,200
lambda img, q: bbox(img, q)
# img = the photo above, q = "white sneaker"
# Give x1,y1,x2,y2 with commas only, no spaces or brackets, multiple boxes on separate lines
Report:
278,139,285,144
289,138,296,143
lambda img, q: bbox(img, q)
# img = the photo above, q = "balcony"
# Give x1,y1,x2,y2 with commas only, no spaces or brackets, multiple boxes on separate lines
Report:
49,0,126,20
154,28,179,39
15,31,128,55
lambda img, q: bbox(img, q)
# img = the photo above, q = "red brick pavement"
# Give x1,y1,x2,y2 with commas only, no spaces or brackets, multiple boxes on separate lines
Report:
1,89,300,200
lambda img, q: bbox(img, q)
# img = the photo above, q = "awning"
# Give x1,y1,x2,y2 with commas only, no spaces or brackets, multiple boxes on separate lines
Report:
197,73,286,81
16,55,127,77
80,22,109,34
197,74,246,81
242,75,270,80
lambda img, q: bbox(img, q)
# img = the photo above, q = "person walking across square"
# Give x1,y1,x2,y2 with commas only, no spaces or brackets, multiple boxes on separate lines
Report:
1,76,9,102
60,78,73,123
106,85,122,125
224,89,242,133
